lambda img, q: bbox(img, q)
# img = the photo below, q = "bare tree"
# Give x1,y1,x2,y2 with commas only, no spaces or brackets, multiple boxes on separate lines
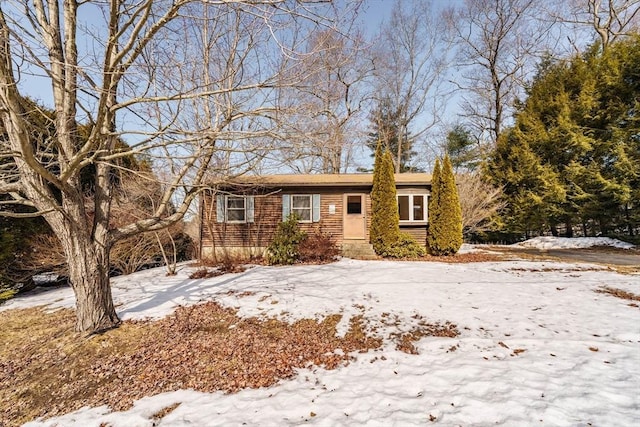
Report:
276,21,371,173
548,0,640,51
371,0,451,173
0,0,339,333
447,0,551,146
456,172,506,235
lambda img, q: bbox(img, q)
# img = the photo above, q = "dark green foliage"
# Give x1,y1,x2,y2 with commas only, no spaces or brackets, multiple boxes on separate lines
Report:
445,124,480,171
0,214,49,294
367,97,418,172
266,215,307,265
486,36,640,237
370,147,400,254
298,229,340,263
428,156,463,256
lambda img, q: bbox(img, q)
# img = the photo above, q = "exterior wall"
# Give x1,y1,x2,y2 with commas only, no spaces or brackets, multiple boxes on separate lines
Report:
201,187,363,259
396,184,430,247
200,182,430,259
201,190,280,260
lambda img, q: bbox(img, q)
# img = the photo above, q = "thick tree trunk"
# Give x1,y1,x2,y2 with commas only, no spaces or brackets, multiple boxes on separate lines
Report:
565,220,573,238
58,228,120,333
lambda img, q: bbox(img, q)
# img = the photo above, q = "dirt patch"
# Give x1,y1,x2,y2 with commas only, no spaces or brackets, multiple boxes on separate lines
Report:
0,304,382,426
401,252,504,263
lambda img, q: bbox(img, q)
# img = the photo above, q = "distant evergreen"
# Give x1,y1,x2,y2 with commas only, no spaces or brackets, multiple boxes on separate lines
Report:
366,97,417,172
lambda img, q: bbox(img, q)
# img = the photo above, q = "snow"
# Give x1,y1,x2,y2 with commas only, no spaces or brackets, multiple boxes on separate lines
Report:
513,236,636,250
4,251,640,426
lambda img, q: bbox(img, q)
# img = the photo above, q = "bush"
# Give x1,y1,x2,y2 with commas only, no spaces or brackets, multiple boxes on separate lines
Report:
298,229,340,263
378,232,426,258
266,215,307,265
0,286,17,305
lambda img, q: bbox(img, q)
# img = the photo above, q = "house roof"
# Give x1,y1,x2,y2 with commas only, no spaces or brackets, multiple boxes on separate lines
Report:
224,173,431,188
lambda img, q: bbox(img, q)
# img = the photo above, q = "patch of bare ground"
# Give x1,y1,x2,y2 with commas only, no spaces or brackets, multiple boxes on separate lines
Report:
0,303,383,426
596,286,640,307
403,252,504,263
393,321,459,354
509,266,604,273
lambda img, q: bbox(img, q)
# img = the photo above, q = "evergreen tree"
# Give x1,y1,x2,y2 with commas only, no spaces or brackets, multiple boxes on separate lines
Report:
445,124,480,171
428,156,464,255
486,36,640,237
370,146,400,254
439,155,463,254
427,159,442,252
366,97,417,172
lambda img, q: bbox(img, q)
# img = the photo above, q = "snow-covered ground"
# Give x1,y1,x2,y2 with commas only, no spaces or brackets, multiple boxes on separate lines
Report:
3,244,639,426
513,236,636,250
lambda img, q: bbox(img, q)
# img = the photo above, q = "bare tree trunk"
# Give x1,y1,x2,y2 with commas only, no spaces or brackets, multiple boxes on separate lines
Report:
57,225,119,332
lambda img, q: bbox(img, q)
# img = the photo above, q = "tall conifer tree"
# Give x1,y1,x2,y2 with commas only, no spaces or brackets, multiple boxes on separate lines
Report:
428,156,463,255
370,145,400,254
427,159,442,253
439,155,463,254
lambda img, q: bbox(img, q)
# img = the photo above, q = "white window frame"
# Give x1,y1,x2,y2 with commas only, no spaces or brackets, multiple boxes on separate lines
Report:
397,194,428,223
290,194,313,223
225,195,247,223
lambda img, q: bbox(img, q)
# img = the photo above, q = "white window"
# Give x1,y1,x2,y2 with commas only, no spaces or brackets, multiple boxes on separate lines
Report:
282,194,321,223
226,196,246,222
291,195,312,222
397,194,427,222
215,195,254,223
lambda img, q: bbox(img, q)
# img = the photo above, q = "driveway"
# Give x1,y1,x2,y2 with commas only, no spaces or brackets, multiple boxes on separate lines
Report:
489,246,640,267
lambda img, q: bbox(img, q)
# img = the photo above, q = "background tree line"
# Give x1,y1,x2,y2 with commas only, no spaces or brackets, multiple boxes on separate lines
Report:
486,36,640,239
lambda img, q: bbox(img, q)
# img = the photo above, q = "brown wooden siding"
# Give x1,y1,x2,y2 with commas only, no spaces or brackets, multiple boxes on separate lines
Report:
202,189,354,254
201,182,430,256
400,225,428,246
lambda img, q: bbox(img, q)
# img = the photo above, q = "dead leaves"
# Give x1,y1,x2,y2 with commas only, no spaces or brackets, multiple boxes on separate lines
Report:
595,286,640,304
0,304,462,426
393,321,459,355
0,304,381,426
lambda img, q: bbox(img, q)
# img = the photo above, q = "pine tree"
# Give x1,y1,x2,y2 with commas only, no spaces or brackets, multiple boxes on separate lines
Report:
428,156,463,255
370,146,400,254
366,97,417,172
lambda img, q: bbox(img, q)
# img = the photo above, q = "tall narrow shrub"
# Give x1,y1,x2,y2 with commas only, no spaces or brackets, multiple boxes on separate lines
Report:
370,146,400,254
428,155,463,255
427,159,442,253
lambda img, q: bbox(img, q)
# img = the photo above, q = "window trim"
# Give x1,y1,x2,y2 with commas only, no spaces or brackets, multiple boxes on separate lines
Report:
282,194,320,223
397,193,428,223
225,195,247,223
216,194,254,224
290,194,313,223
